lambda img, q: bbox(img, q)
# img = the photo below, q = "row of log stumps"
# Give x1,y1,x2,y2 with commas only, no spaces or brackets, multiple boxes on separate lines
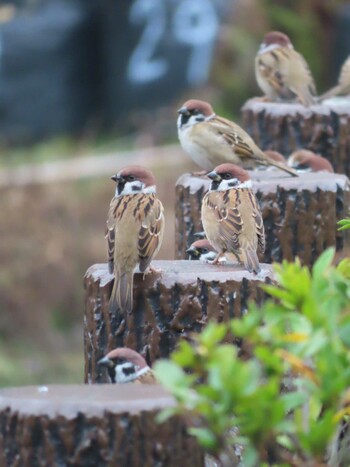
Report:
175,170,350,265
0,385,204,467
84,260,274,384
241,99,350,177
3,100,350,466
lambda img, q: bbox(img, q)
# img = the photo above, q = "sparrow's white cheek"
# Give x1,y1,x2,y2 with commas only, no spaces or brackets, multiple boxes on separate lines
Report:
200,251,217,262
212,179,252,191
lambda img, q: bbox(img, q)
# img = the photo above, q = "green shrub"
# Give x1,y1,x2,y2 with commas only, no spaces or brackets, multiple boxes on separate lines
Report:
155,249,350,466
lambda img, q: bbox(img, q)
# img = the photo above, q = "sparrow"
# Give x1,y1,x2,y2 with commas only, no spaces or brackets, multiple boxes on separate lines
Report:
177,99,297,177
98,347,157,384
288,149,334,173
320,55,350,101
106,166,165,313
201,163,265,274
186,239,218,263
255,31,316,106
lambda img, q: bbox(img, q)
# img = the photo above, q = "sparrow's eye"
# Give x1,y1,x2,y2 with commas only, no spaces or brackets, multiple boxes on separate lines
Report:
192,109,199,115
202,248,208,253
127,175,136,182
223,173,232,180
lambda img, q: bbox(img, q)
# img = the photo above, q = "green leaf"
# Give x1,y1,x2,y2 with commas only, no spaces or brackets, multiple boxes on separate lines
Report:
154,360,188,390
188,427,218,450
312,248,335,281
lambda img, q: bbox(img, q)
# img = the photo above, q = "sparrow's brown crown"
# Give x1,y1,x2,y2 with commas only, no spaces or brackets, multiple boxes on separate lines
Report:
179,99,214,117
288,150,334,173
112,166,156,187
104,347,148,369
263,31,292,48
213,163,251,182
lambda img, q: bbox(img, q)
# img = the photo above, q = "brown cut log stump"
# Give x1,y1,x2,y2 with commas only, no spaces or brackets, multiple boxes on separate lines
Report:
0,384,203,467
241,99,350,176
175,171,350,265
84,260,274,383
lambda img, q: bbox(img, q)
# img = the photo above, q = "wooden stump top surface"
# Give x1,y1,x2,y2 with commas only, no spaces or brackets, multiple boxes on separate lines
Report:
0,384,174,418
176,170,350,194
87,260,275,288
242,98,350,117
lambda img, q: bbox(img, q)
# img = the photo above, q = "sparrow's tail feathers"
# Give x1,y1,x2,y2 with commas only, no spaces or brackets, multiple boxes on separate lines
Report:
242,250,261,274
109,270,134,313
297,88,316,107
264,155,299,177
319,84,347,101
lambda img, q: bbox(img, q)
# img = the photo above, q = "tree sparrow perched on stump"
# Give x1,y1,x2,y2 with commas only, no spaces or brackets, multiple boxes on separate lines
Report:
98,347,157,384
106,166,164,313
288,149,334,173
255,31,316,106
177,99,297,176
320,55,350,101
201,164,265,274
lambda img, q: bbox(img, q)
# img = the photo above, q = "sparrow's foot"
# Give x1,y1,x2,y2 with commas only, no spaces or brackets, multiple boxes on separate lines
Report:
212,253,224,265
142,266,161,279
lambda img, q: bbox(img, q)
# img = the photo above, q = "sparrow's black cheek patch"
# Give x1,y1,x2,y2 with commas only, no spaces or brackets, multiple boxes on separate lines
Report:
195,116,205,122
123,366,136,376
107,367,116,383
132,185,141,192
181,114,190,126
117,182,126,195
211,180,220,191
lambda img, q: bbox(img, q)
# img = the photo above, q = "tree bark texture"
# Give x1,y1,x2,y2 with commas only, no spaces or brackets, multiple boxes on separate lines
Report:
0,384,203,467
241,99,350,176
175,171,350,265
84,260,274,383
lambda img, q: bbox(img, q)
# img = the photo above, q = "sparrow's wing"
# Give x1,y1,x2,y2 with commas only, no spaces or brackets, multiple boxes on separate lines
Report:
209,115,259,160
138,196,165,272
106,197,118,274
257,48,316,105
209,190,265,254
249,192,265,254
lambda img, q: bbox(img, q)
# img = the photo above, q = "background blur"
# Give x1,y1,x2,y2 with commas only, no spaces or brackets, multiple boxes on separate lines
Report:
1,0,350,386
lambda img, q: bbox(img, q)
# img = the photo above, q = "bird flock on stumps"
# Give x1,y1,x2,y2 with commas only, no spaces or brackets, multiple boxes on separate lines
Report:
99,30,339,383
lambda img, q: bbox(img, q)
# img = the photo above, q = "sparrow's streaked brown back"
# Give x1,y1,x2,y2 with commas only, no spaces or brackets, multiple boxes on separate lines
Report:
255,31,316,106
106,166,164,313
201,164,265,274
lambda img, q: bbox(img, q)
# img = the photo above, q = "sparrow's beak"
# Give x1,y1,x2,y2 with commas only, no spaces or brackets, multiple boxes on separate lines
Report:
111,174,124,183
97,356,114,368
177,106,190,116
207,171,221,182
186,246,200,259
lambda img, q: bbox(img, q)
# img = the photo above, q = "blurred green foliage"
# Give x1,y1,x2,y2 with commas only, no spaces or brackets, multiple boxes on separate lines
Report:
155,249,350,465
338,218,350,231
